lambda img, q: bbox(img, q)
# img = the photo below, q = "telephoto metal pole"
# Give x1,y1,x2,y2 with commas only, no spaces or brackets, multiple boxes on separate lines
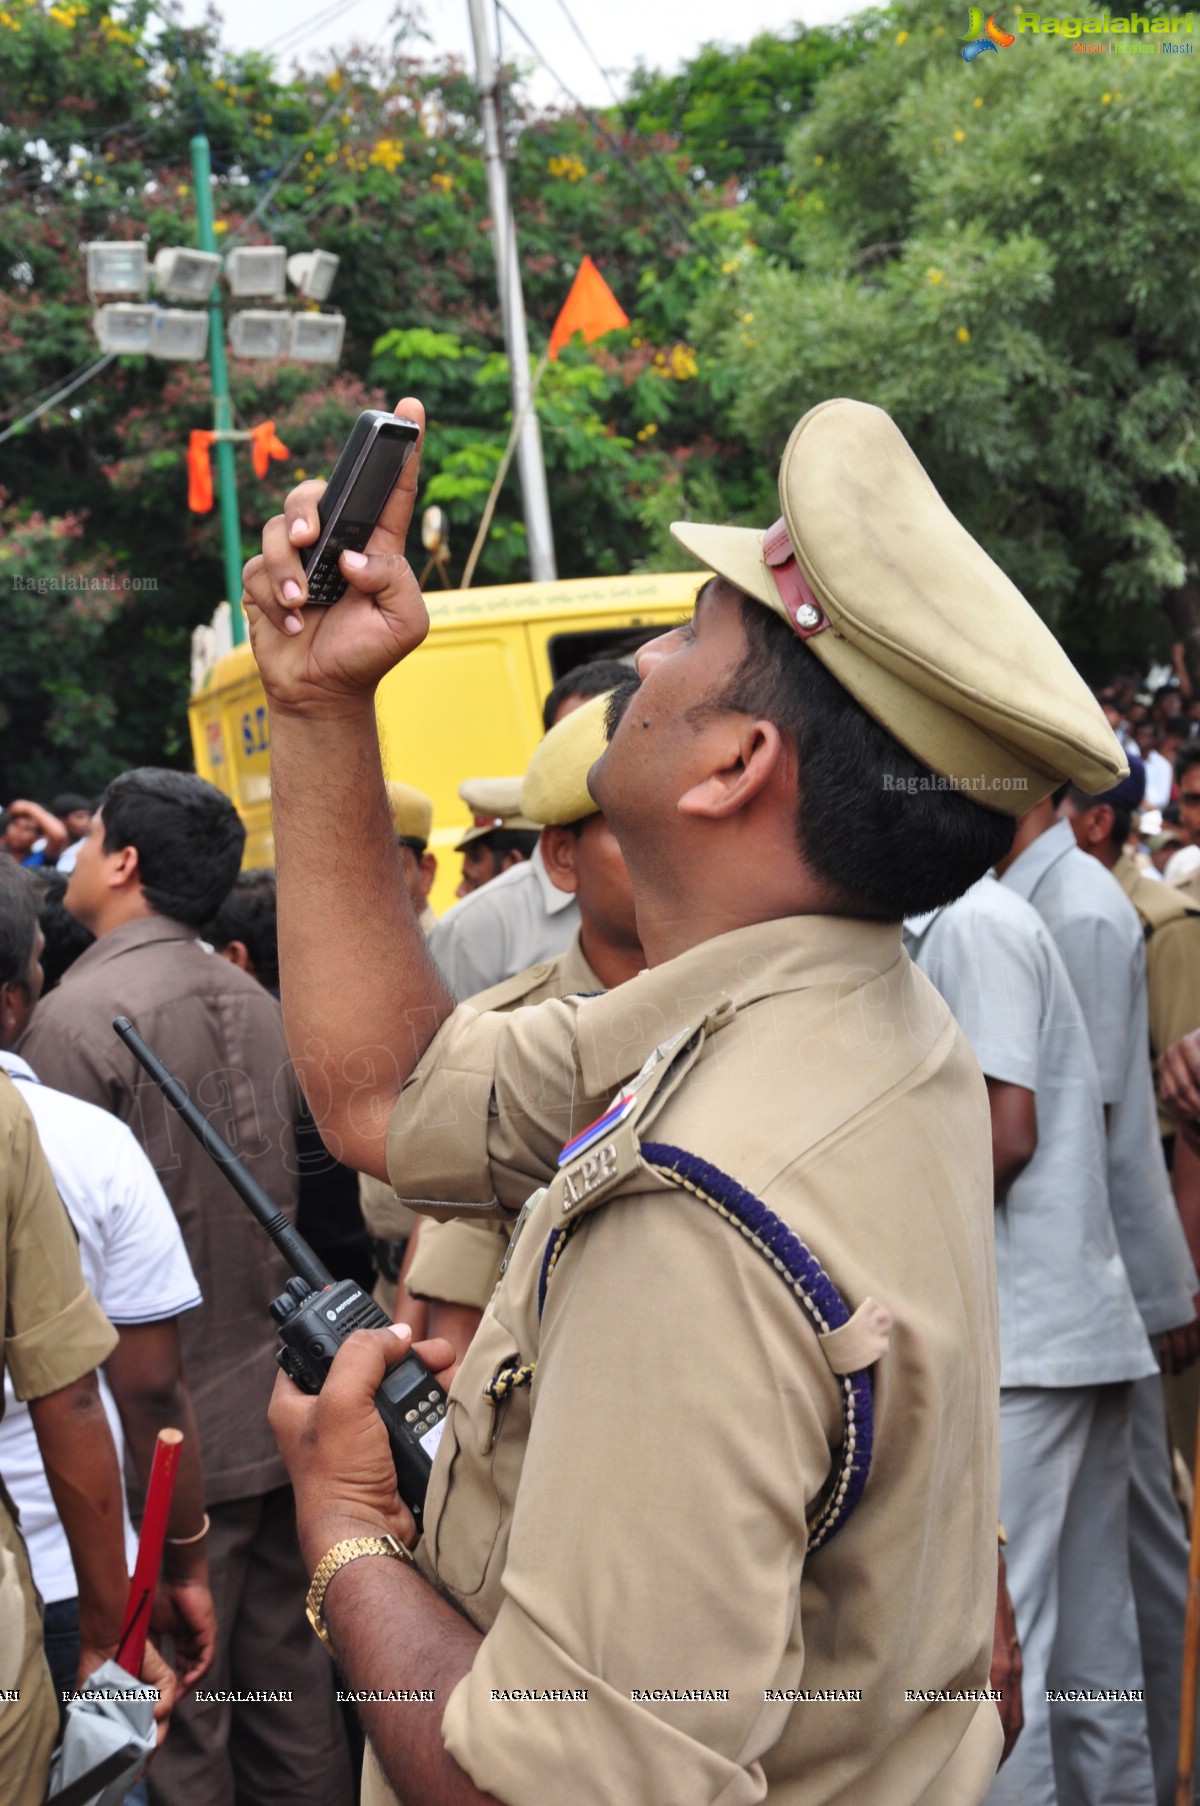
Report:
467,0,557,581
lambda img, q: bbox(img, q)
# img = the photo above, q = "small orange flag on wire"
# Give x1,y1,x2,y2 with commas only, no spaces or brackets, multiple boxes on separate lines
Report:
187,431,217,513
250,419,289,479
548,256,629,361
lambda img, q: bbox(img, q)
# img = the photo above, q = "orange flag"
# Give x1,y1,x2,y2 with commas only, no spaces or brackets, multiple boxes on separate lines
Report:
548,256,629,361
250,419,289,479
187,430,216,513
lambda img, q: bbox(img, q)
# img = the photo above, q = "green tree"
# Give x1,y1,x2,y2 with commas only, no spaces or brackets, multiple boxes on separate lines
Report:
694,0,1200,680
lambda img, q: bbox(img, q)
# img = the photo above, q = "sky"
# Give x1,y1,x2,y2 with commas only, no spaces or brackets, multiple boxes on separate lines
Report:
174,0,867,107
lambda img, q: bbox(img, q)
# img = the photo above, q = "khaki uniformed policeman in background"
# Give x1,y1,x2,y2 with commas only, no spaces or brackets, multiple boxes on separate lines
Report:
452,778,540,899
244,395,1127,1806
386,781,438,935
404,695,646,1361
0,1073,121,1803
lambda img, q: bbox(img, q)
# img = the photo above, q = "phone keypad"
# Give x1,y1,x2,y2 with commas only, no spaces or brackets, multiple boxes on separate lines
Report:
302,526,371,606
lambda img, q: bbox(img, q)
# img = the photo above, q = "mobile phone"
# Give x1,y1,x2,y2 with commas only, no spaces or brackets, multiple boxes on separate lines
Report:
300,410,421,607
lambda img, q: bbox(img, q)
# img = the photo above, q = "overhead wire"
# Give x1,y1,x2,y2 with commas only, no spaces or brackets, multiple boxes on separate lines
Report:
494,2,695,241
0,354,116,449
551,0,623,110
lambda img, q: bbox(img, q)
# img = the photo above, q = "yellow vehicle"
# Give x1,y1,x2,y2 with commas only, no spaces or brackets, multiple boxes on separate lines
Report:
189,569,704,915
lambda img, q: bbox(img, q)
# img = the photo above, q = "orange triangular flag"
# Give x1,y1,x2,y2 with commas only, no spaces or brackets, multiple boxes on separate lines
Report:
548,256,629,361
187,430,217,513
250,419,289,480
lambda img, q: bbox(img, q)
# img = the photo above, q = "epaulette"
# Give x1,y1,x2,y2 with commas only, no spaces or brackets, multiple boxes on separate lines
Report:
1135,876,1200,938
467,962,557,1014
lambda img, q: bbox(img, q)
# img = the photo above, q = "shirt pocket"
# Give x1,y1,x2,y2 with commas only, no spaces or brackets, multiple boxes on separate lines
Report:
425,1305,533,1614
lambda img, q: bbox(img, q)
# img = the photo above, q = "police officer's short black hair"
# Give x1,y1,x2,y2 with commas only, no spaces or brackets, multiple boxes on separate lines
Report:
1176,742,1200,783
543,659,635,733
715,598,1016,919
0,858,39,990
204,869,279,991
100,768,246,928
474,827,540,864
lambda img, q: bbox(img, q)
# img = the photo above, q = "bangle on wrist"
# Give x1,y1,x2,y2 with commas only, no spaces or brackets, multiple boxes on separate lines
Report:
166,1511,210,1546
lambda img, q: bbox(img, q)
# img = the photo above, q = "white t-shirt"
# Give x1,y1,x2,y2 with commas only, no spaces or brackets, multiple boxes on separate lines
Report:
0,1051,202,1603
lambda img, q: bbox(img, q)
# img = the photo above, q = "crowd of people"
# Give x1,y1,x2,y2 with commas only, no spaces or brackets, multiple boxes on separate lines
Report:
7,395,1200,1806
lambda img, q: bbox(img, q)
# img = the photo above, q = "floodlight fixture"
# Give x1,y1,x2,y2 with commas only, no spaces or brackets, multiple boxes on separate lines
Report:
93,303,157,353
228,310,290,359
286,250,340,302
85,241,148,298
287,311,346,364
224,245,287,300
152,247,222,303
149,309,209,361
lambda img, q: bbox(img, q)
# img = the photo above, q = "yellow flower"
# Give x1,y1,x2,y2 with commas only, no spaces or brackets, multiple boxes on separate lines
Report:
294,469,307,481
1101,91,1112,104
973,96,984,107
636,422,658,442
742,312,754,324
547,153,587,182
328,70,343,91
213,220,228,234
177,183,189,196
896,29,910,44
927,268,944,285
668,344,698,381
813,154,824,166
431,171,453,194
934,23,945,34
953,129,966,143
956,327,971,344
721,258,740,274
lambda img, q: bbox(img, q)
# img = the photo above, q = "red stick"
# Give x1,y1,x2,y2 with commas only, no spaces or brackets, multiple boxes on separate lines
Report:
116,1427,182,1678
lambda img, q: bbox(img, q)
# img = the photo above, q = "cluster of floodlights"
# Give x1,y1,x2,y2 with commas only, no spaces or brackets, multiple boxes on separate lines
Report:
86,242,345,364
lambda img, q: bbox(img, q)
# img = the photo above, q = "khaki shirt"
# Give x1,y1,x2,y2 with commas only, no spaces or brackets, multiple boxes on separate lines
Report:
1113,852,1200,1135
19,917,301,1504
380,917,1002,1805
0,1073,117,1806
405,933,604,1311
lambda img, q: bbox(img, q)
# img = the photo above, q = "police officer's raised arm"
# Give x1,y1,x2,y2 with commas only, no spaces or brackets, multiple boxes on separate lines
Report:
243,398,454,1180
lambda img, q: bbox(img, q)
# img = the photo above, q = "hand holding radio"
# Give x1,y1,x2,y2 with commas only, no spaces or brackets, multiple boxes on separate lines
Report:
242,398,430,712
268,1321,457,1573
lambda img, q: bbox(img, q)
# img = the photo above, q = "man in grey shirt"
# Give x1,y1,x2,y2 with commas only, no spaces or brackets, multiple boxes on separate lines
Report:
998,789,1200,1805
906,874,1158,1806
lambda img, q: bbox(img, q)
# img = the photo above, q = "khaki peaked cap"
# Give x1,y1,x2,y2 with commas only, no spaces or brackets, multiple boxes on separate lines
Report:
521,692,611,827
670,398,1126,815
386,781,434,845
455,777,540,851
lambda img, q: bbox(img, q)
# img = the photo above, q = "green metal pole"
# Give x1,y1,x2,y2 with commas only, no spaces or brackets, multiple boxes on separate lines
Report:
190,133,245,645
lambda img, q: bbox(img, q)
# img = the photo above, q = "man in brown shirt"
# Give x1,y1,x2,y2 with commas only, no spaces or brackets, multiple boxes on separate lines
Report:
19,768,352,1806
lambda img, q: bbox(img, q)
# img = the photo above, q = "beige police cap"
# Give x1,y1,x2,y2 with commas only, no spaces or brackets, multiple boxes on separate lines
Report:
521,692,610,827
454,776,540,851
385,780,433,846
670,398,1125,815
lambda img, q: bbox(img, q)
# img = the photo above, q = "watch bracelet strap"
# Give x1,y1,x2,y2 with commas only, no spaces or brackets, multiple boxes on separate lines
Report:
307,1534,413,1638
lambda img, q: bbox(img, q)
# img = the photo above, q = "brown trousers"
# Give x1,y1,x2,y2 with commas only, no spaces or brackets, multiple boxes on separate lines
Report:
147,1485,353,1806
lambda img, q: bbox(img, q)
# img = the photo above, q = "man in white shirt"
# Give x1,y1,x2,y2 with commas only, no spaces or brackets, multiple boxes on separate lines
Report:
0,870,215,1701
906,876,1158,1806
999,793,1200,1804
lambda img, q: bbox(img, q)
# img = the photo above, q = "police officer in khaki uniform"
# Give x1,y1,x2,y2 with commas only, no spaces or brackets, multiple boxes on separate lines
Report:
405,695,645,1358
452,778,540,899
386,781,438,936
244,395,1127,1806
0,1072,126,1803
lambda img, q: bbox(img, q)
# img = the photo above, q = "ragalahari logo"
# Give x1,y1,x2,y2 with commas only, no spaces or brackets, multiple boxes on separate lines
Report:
962,8,1018,56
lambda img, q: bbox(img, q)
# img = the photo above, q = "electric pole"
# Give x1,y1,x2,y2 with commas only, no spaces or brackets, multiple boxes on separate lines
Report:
467,0,557,581
191,132,247,643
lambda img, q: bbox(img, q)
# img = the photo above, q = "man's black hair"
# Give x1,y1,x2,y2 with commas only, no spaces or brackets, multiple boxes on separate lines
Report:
542,658,635,733
710,598,1016,919
51,792,92,819
1176,742,1200,783
0,858,39,989
204,869,279,992
32,870,95,992
100,768,246,928
473,827,540,863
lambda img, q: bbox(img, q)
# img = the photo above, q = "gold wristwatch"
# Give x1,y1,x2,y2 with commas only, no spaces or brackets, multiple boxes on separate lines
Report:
306,1534,413,1654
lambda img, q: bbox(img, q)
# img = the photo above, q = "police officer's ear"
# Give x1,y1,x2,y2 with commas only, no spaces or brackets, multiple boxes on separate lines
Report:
0,977,28,1046
215,939,258,980
540,824,581,896
676,717,789,822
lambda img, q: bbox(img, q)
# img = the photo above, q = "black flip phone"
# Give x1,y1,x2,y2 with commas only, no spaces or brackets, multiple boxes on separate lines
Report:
112,1017,447,1531
301,410,421,607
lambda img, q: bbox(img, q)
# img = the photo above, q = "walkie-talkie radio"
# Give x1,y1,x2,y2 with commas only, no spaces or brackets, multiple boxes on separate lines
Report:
299,410,421,607
113,1017,446,1530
